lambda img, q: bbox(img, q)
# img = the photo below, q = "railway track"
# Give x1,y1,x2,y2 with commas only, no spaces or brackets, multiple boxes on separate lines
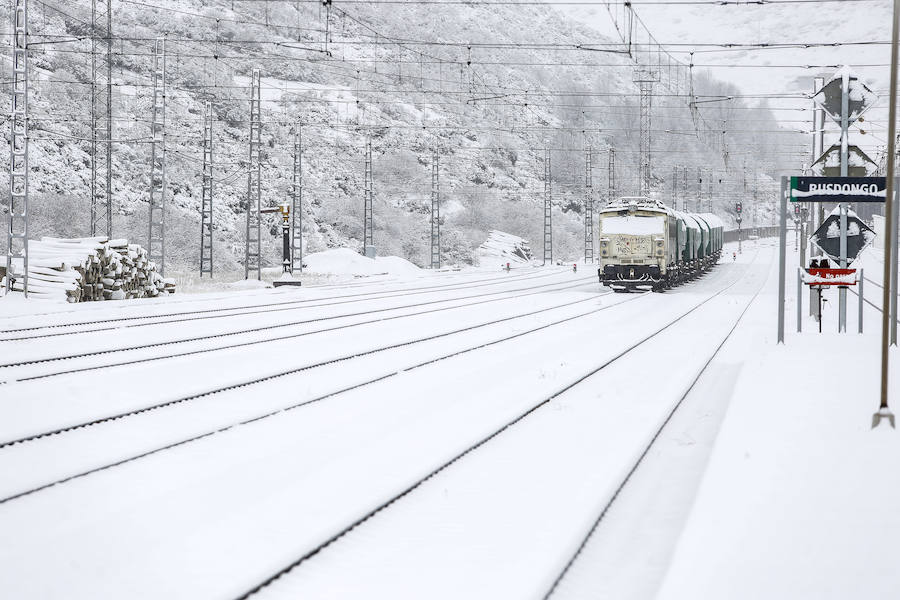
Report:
0,268,484,325
228,256,762,599
1,275,594,381
0,276,604,444
542,253,770,598
0,287,649,505
0,269,556,341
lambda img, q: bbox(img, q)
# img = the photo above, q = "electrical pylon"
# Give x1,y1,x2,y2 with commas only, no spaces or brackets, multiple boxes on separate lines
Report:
244,68,262,280
199,101,213,277
147,38,167,275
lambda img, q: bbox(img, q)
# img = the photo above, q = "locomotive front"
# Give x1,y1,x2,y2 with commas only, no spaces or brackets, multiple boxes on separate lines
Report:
598,198,673,291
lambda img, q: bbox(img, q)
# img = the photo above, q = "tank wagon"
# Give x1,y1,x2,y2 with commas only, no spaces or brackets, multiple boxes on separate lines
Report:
598,197,724,291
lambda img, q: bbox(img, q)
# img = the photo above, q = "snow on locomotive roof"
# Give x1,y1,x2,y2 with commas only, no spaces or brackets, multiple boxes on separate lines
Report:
600,215,666,235
602,196,669,213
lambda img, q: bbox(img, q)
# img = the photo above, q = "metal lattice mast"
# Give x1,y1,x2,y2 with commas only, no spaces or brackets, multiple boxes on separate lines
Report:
608,148,616,204
244,68,262,279
199,101,213,277
633,67,658,196
90,0,112,239
291,123,302,272
672,165,678,211
584,145,593,264
543,148,552,265
363,136,374,256
696,166,702,212
430,147,440,269
6,0,28,296
147,37,167,275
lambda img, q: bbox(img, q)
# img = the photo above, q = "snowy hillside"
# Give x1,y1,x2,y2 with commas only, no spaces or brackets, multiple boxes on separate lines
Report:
0,1,799,274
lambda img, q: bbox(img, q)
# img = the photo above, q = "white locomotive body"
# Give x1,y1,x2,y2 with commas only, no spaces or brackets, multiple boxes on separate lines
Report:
598,197,724,291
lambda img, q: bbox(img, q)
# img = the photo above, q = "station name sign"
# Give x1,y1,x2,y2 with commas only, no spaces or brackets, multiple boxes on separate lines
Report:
790,176,886,203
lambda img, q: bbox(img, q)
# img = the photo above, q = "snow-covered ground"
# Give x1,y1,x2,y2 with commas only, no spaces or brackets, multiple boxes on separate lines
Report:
0,239,897,599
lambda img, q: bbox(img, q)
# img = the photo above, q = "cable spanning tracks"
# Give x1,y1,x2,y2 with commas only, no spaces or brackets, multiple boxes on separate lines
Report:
848,282,899,321
225,253,764,599
1,274,590,380
0,269,557,340
0,285,651,505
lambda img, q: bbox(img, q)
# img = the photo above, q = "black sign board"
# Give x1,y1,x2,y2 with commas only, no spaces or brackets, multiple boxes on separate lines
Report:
810,213,875,264
790,176,885,203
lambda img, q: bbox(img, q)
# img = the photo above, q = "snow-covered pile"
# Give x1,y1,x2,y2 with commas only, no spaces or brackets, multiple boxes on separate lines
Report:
476,230,533,266
2,237,173,303
302,249,422,278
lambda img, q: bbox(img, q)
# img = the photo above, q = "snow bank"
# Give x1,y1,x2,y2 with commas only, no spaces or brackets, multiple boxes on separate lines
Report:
476,230,533,265
302,248,422,278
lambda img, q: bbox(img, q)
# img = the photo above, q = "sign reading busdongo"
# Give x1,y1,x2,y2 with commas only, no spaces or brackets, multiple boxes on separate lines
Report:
790,176,886,203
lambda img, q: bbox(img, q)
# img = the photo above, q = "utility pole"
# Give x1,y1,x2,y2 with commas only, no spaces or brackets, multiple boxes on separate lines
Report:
697,166,702,212
892,137,899,344
838,69,850,332
671,165,678,211
5,0,28,296
363,135,375,257
147,38,167,276
682,165,688,212
875,0,899,428
291,123,303,273
90,0,112,239
244,68,262,280
812,76,825,256
584,145,593,263
608,148,616,205
633,67,658,196
430,147,440,269
543,148,552,265
199,101,213,277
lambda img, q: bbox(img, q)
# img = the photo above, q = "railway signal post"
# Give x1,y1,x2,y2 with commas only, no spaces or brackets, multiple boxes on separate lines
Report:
264,203,301,288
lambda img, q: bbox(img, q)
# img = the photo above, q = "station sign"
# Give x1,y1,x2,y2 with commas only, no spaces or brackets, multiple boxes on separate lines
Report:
790,176,885,203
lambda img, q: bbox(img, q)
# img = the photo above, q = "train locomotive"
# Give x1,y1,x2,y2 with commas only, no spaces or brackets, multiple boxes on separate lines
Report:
598,197,724,291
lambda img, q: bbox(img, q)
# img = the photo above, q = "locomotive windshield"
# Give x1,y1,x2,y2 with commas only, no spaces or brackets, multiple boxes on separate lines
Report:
601,215,665,235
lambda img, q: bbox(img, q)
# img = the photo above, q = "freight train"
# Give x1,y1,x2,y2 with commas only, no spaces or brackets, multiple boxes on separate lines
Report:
598,197,724,291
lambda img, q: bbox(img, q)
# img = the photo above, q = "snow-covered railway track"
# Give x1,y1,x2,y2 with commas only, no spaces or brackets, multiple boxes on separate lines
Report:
0,288,646,505
0,269,554,341
0,273,585,376
227,255,763,599
542,253,771,598
0,258,760,599
0,277,605,447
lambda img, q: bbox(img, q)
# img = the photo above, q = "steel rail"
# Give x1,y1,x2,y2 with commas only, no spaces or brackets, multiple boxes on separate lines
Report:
0,279,616,450
543,254,770,598
231,257,757,600
0,269,556,339
0,275,590,372
0,290,652,504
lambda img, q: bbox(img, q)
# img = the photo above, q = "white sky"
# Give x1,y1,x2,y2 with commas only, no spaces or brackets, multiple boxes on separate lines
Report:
552,0,894,166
